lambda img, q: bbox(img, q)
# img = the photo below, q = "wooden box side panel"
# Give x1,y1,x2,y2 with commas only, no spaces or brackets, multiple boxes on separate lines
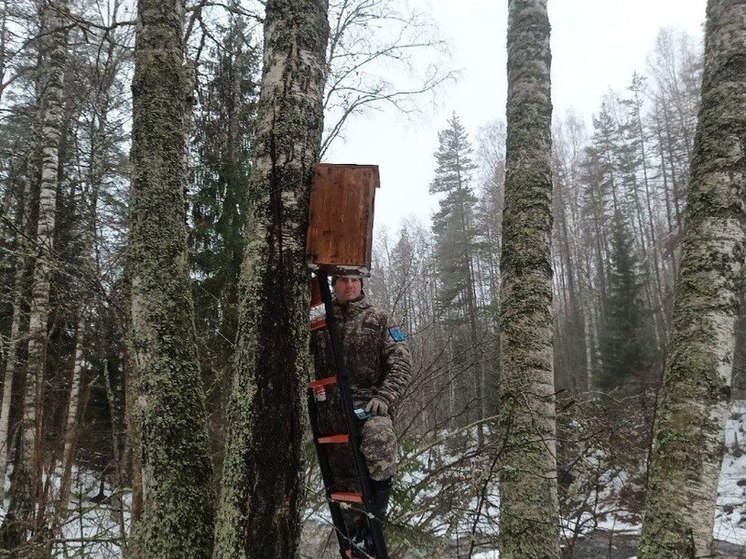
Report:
306,164,379,274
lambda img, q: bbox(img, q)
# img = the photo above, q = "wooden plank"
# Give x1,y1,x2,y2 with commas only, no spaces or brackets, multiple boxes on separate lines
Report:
306,163,379,276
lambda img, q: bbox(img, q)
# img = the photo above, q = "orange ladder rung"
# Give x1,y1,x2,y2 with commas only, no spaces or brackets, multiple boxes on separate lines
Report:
330,491,364,504
318,434,349,444
307,376,337,389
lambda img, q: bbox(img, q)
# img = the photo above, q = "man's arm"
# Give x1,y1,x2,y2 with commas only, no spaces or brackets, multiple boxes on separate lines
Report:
374,318,412,411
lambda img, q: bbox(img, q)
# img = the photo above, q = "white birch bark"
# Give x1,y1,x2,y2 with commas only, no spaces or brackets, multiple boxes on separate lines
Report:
212,1,329,557
3,0,68,546
639,1,746,557
497,1,560,557
0,176,30,504
0,218,27,504
57,310,85,512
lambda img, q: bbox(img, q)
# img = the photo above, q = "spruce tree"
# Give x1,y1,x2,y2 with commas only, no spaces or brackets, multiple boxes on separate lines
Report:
597,211,650,390
190,15,259,333
188,15,260,472
429,113,483,427
430,113,479,321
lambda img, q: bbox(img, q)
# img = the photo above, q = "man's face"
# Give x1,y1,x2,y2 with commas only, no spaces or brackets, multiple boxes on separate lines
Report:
334,276,362,303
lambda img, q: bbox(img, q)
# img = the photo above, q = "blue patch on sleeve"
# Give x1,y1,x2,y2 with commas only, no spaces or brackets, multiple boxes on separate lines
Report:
389,326,406,342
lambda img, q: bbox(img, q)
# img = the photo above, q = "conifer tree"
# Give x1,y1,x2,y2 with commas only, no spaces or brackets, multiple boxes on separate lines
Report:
430,113,479,322
190,15,259,334
189,15,260,469
429,113,484,427
597,211,651,390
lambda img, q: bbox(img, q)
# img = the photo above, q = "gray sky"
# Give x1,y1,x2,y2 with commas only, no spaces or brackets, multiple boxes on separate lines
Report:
324,0,707,235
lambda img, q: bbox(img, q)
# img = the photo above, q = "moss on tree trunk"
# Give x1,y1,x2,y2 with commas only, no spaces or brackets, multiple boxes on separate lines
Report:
211,1,329,558
498,1,560,558
129,1,215,557
639,1,746,557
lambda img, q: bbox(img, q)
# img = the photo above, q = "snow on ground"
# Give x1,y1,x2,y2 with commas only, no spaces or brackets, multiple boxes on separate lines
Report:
5,402,746,557
472,551,499,558
714,400,746,545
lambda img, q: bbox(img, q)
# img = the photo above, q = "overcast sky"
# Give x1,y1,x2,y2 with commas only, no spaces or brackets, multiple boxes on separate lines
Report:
324,0,707,235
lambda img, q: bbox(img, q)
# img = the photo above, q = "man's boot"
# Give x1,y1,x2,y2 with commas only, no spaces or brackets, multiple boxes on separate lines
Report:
372,477,392,522
347,510,369,558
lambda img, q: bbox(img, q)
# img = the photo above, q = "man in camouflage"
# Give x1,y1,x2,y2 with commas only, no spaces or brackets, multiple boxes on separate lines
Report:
311,275,412,531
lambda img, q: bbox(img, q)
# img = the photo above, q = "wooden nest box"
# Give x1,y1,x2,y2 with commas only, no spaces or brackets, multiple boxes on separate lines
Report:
306,163,380,277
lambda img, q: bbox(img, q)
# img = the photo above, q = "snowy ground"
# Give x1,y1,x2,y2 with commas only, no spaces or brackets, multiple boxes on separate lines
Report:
715,401,746,545
305,401,746,558
4,402,746,558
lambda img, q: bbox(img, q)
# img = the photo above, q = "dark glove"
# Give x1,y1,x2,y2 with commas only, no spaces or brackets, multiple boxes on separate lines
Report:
365,398,389,416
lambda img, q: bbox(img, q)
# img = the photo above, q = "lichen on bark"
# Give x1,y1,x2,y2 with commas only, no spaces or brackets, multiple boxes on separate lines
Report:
498,1,560,558
128,1,215,557
212,1,329,558
639,1,746,557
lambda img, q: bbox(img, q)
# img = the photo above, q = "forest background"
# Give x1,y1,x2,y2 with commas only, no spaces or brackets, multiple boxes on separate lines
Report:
0,0,742,557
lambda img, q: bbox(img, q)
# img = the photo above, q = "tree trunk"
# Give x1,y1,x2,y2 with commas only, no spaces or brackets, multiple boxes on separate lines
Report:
497,1,560,558
121,280,143,527
57,311,85,513
639,1,746,556
212,1,329,557
1,0,68,548
129,0,215,557
0,177,29,505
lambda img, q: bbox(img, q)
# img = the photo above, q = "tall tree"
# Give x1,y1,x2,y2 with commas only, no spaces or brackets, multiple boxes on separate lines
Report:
597,211,651,390
622,73,671,345
639,0,746,556
1,0,69,549
497,0,560,557
129,0,215,556
430,113,479,322
212,0,329,557
189,14,260,474
429,113,484,429
552,113,594,392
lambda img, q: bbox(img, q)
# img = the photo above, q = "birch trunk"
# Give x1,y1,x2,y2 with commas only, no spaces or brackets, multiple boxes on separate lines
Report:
639,0,746,556
129,0,214,556
497,1,560,557
1,0,68,547
212,0,328,557
0,178,29,504
0,259,24,505
57,311,85,512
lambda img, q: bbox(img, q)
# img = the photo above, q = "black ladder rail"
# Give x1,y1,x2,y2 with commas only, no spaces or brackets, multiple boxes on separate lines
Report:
310,273,389,559
306,376,352,558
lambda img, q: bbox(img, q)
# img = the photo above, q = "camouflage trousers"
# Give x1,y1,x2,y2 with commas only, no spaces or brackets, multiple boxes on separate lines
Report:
360,415,397,481
328,415,398,489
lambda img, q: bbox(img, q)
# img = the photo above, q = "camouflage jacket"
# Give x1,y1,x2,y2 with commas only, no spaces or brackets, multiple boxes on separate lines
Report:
311,295,412,414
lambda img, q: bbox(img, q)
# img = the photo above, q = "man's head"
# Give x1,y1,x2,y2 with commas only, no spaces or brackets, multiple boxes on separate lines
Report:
332,275,363,303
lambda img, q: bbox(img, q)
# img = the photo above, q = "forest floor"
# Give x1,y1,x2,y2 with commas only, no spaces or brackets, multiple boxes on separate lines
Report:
302,401,746,558
567,530,746,559
302,528,746,559
4,402,746,558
